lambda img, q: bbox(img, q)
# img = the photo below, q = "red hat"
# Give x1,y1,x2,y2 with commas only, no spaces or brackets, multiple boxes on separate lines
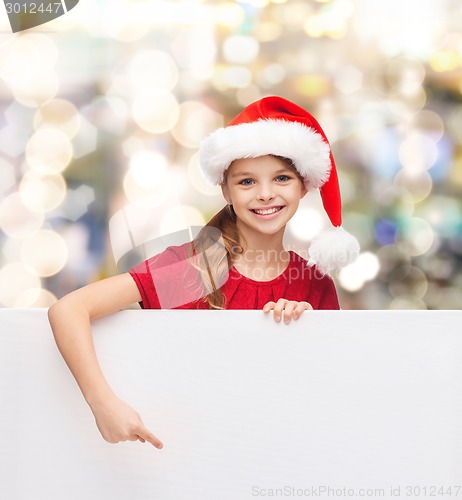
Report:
199,96,359,274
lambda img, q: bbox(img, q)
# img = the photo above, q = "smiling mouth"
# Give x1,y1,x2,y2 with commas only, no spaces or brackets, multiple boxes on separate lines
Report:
250,206,284,215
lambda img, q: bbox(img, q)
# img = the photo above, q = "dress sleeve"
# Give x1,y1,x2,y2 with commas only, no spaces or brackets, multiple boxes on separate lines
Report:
317,274,340,310
128,243,204,309
128,257,161,309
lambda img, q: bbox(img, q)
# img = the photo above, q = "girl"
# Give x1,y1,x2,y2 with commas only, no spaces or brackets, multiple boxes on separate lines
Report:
48,96,359,449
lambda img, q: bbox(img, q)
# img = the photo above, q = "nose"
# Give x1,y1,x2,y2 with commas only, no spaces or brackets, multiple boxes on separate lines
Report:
257,182,275,202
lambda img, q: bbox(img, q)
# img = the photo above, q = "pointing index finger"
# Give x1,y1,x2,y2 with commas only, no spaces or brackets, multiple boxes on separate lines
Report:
137,426,163,449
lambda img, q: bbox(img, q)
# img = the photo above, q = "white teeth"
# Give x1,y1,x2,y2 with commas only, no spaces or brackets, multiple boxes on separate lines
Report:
253,207,281,215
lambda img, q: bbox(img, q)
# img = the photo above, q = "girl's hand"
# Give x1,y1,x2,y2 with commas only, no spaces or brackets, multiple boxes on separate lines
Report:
263,299,313,324
90,395,163,449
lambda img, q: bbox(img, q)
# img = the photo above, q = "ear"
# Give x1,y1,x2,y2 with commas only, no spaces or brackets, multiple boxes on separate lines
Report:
300,181,309,200
221,182,232,204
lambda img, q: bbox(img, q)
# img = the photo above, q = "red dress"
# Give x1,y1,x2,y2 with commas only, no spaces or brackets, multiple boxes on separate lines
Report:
129,243,340,310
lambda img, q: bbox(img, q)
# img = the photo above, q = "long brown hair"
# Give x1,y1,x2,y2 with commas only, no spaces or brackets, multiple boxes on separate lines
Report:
188,204,243,309
189,155,301,309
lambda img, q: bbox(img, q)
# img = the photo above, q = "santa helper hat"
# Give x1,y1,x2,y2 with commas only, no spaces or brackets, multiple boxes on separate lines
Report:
199,96,360,275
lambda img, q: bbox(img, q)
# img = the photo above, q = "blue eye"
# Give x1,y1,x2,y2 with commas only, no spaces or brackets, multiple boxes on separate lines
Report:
239,178,254,186
276,175,290,182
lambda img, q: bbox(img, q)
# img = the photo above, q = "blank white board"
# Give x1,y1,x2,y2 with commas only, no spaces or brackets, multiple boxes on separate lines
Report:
1,309,461,500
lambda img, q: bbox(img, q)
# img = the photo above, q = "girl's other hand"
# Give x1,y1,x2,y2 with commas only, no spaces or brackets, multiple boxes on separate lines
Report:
263,299,313,324
89,395,163,449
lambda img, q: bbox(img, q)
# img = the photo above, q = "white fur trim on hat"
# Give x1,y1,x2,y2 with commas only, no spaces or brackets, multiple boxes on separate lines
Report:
199,119,331,188
307,226,360,275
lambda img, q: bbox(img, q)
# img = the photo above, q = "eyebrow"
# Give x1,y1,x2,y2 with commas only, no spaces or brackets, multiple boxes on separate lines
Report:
230,168,292,178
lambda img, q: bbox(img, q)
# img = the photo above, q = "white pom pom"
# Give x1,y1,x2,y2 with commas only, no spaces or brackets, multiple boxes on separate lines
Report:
307,226,360,275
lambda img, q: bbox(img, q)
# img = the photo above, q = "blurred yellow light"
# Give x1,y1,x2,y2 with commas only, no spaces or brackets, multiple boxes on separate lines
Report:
294,75,330,97
19,171,66,214
408,109,445,142
34,99,81,139
399,133,438,173
132,91,179,133
26,128,73,174
0,192,44,239
171,30,216,79
306,8,348,39
123,171,157,202
223,35,260,64
211,65,230,92
21,229,68,277
14,288,57,308
356,252,380,281
447,107,462,145
275,1,312,28
0,34,59,108
129,151,168,189
338,251,380,292
159,205,206,237
12,71,60,108
171,101,223,149
430,51,460,72
215,3,245,28
33,31,58,53
129,50,179,92
289,208,324,241
327,28,347,40
394,170,432,203
304,16,325,38
257,63,286,87
123,165,183,203
102,0,149,42
0,262,41,308
338,264,365,292
0,37,40,84
242,0,269,7
0,34,58,85
450,156,462,188
223,66,253,89
137,0,209,25
253,21,283,42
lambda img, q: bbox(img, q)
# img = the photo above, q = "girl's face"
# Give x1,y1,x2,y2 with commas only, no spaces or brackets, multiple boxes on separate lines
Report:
221,155,308,238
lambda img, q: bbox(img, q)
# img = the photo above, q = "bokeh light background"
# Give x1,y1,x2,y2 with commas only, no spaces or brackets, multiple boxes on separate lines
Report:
0,0,461,310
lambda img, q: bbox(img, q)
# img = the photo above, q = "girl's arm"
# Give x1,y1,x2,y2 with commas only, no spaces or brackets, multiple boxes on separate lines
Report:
48,273,163,448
